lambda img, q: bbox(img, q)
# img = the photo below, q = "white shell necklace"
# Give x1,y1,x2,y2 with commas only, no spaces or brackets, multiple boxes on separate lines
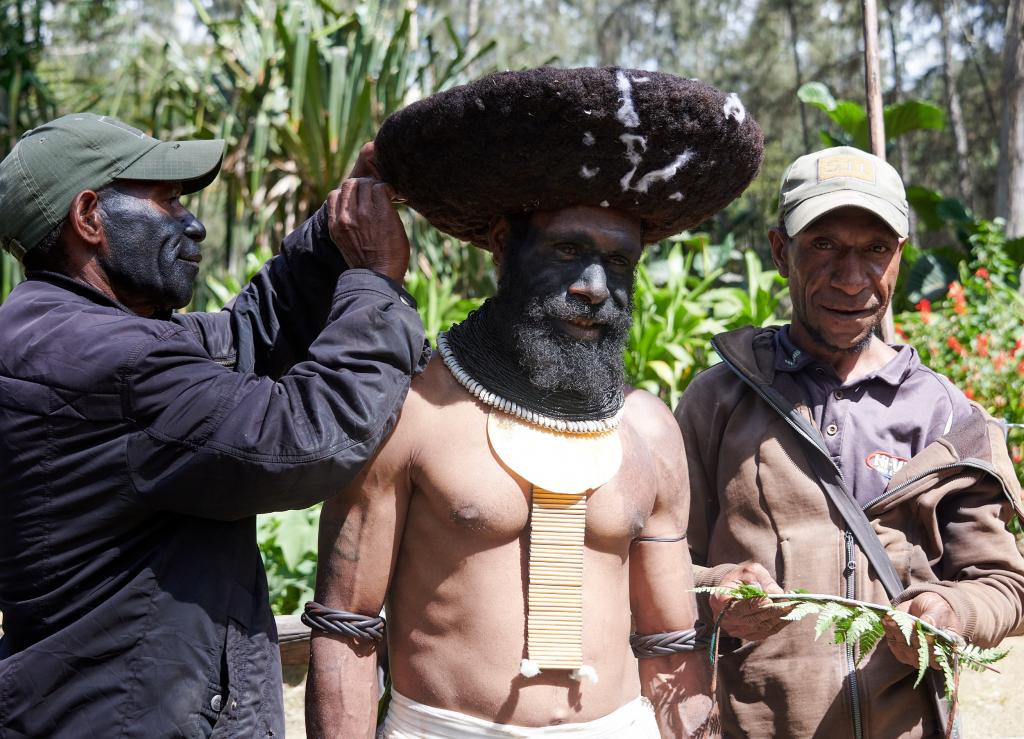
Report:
436,331,621,434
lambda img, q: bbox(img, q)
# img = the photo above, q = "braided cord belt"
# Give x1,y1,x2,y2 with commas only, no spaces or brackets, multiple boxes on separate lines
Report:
302,601,385,642
630,624,711,658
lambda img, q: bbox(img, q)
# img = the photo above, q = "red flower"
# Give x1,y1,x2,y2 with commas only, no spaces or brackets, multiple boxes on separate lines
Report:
965,386,976,400
1015,337,1024,355
976,334,990,358
916,299,932,324
1018,358,1024,376
976,267,990,279
894,323,908,340
947,282,967,315
994,353,1008,372
947,336,966,356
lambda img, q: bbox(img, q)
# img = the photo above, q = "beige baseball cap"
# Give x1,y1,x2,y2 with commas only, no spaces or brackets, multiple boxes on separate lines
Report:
778,146,909,238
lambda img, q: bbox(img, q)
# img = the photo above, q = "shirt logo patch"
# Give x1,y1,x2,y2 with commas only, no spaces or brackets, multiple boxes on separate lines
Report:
865,451,909,480
817,154,876,184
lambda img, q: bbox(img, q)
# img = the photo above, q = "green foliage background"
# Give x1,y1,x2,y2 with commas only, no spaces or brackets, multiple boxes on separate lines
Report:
1,0,1022,613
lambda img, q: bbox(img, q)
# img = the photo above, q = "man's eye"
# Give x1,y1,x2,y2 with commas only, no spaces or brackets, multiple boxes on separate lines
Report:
554,243,579,257
605,255,631,268
869,243,891,254
812,240,834,250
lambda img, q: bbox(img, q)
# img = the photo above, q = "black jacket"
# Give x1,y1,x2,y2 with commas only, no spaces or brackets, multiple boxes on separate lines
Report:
0,208,428,738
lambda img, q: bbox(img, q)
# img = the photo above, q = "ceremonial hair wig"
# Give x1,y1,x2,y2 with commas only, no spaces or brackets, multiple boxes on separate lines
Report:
375,66,764,247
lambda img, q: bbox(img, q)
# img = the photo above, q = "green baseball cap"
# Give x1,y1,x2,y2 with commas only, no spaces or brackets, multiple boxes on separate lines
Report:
0,113,225,260
779,146,909,239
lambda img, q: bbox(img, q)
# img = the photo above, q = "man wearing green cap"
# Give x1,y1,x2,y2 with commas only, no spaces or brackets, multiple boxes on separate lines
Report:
675,146,1024,737
0,114,426,737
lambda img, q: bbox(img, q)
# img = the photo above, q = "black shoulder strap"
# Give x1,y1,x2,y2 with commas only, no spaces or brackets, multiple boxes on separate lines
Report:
715,350,906,599
718,360,958,737
758,383,904,600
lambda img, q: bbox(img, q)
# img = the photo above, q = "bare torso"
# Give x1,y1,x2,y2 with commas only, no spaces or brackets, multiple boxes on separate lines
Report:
386,356,661,726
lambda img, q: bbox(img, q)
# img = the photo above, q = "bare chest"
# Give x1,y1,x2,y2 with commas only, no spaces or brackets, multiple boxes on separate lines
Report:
410,408,653,551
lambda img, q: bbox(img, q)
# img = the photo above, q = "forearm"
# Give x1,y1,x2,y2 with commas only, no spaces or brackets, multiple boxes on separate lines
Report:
127,270,426,519
230,205,348,377
640,654,715,738
306,633,380,739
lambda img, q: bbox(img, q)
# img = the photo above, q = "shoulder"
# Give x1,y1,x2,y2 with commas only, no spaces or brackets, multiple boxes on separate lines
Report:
622,387,685,467
1,283,195,388
905,351,972,430
673,360,744,424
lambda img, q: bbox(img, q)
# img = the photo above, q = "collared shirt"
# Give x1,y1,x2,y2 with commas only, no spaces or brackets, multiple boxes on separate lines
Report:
773,325,972,506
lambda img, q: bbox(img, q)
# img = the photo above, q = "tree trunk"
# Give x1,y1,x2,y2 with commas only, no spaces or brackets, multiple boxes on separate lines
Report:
783,0,810,150
936,0,974,210
883,0,917,242
997,0,1024,237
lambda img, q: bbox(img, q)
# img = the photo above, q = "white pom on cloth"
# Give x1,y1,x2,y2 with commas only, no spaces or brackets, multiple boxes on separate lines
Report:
519,659,542,678
570,665,599,683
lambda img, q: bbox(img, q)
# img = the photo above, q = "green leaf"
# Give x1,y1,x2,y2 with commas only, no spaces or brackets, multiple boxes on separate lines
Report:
934,645,955,699
883,100,945,140
782,601,822,622
888,609,916,645
815,602,849,640
856,621,886,665
829,101,869,148
906,186,945,231
913,623,931,688
847,609,879,645
904,253,959,305
797,81,837,111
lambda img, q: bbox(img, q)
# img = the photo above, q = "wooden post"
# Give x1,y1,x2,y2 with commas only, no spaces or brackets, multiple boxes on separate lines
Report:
863,0,896,341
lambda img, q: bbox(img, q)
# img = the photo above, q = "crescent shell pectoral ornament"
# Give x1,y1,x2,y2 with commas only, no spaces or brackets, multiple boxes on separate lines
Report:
486,409,623,494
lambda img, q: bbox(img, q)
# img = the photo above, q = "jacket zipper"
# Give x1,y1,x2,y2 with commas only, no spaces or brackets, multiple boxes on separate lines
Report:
845,529,864,739
713,348,866,739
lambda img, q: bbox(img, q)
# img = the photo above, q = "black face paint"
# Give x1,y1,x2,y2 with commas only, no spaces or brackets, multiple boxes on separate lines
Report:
489,236,634,404
97,187,206,311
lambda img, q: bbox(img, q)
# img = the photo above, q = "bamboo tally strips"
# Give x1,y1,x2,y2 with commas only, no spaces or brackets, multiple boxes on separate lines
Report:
526,487,587,670
485,408,623,682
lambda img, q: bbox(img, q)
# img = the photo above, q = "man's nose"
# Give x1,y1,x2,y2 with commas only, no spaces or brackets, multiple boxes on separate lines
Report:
830,252,871,295
568,262,610,304
183,212,207,242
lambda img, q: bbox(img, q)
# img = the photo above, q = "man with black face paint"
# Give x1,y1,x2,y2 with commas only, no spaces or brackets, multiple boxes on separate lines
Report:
674,147,1024,737
0,113,427,737
305,67,765,738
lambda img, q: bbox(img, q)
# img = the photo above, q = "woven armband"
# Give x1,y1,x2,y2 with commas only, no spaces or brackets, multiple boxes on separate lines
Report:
302,601,385,642
633,532,687,543
630,622,711,657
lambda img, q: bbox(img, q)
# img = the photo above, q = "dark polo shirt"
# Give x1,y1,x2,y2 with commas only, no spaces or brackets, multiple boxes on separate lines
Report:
773,325,972,506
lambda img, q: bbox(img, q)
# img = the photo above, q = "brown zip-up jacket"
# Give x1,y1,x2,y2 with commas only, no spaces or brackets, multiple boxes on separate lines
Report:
675,326,1024,738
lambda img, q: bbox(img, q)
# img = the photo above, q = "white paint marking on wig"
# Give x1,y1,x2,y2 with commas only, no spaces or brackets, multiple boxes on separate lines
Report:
632,76,650,83
615,70,641,128
669,191,684,201
582,131,595,146
618,133,648,191
600,200,610,208
580,165,599,179
633,149,695,193
723,92,746,123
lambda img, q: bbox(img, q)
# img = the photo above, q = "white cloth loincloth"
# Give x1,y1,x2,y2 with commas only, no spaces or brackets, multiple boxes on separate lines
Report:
380,689,660,738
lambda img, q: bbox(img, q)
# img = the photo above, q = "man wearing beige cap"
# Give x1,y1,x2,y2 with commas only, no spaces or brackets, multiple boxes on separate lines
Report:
674,146,1024,737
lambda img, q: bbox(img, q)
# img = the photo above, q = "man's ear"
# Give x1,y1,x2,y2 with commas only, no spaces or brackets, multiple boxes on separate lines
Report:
67,190,105,248
487,215,513,270
768,227,790,278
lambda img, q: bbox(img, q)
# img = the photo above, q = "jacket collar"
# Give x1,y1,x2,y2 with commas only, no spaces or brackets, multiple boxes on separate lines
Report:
25,270,174,320
711,325,1024,513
